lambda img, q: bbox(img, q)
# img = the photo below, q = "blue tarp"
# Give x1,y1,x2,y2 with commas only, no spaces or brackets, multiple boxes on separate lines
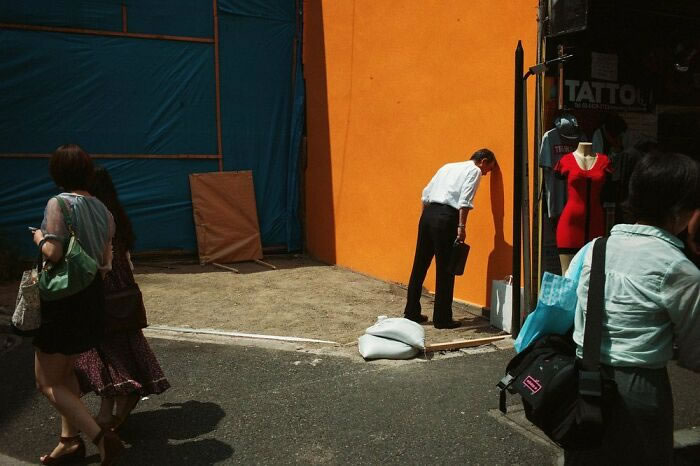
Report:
0,1,303,258
218,0,302,247
0,1,213,37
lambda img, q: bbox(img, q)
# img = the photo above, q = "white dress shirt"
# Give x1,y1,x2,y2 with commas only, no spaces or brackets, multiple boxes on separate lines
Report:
421,160,482,210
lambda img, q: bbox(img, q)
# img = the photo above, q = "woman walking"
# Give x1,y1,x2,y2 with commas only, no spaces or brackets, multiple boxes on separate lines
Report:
32,144,125,464
75,167,170,431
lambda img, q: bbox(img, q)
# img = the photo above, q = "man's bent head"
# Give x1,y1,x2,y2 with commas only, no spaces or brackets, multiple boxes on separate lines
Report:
471,148,496,176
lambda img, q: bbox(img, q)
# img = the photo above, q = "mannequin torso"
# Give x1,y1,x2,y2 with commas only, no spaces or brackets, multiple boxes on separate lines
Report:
572,142,597,171
554,142,612,274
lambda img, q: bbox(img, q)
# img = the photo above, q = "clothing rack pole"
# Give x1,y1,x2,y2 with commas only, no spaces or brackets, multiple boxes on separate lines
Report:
531,0,546,304
512,41,524,338
521,83,532,316
557,44,565,110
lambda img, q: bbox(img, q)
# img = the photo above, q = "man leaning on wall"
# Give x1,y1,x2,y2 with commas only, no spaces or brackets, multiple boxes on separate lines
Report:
403,149,496,329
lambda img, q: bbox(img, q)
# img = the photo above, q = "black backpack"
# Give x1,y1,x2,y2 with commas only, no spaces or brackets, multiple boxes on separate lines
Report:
497,237,617,450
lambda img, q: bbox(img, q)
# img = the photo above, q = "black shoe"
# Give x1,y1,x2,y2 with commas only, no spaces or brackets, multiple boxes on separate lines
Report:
434,320,461,329
404,313,429,324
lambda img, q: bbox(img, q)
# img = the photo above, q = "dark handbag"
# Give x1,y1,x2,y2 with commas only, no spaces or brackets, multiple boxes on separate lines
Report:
449,240,470,276
104,283,148,334
497,237,616,450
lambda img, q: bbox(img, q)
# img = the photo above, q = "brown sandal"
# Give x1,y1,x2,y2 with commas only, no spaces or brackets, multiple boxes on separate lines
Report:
93,428,125,466
39,435,85,464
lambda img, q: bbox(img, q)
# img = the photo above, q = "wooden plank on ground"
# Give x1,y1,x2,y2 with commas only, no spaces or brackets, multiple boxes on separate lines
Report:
212,262,239,273
254,259,277,270
424,335,508,353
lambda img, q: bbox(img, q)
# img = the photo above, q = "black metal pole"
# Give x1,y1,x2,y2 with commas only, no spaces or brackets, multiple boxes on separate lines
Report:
512,41,524,337
532,0,545,305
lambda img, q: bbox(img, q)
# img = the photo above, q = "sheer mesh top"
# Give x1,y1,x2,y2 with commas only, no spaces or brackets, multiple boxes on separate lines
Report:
40,193,115,271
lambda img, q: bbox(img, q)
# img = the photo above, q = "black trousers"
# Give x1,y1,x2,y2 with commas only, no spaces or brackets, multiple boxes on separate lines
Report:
404,203,458,324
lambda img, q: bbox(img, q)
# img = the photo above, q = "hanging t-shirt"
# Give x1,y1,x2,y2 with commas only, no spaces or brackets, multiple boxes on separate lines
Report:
591,128,606,156
539,128,584,218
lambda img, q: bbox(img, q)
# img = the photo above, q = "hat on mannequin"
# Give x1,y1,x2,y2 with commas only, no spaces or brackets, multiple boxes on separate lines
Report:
554,112,581,139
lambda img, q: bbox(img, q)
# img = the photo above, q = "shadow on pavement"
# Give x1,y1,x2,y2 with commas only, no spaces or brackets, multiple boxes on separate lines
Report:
115,400,234,465
0,336,36,427
0,340,233,465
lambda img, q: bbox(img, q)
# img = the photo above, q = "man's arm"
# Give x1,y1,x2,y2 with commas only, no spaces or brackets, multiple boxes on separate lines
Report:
457,207,469,242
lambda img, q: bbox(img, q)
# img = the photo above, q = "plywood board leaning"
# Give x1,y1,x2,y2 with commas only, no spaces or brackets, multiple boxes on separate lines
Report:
189,171,263,264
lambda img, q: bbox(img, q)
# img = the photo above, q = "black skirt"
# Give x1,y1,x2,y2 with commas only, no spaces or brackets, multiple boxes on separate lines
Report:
33,274,105,355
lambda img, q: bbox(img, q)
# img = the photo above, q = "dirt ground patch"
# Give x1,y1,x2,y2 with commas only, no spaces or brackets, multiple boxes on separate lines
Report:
0,254,505,354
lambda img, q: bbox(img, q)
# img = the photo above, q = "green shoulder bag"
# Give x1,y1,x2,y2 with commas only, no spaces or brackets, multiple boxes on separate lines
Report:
38,196,99,301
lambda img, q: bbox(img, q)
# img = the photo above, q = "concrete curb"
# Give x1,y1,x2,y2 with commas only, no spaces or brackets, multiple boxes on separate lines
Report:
675,427,700,448
147,324,340,344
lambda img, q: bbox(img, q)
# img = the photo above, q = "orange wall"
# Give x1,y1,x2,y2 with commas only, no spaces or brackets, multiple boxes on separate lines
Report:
304,0,538,308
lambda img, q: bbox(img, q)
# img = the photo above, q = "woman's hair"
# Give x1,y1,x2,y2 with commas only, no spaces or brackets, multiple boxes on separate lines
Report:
91,167,136,250
49,144,95,191
625,152,700,226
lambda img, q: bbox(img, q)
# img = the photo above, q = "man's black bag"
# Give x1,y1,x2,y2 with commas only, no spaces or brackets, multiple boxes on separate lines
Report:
497,237,616,450
449,240,470,276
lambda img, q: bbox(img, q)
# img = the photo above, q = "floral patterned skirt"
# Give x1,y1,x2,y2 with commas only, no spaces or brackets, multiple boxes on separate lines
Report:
75,330,170,397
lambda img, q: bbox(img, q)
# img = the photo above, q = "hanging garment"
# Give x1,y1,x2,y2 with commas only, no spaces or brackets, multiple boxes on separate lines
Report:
591,128,606,155
554,153,612,252
539,128,585,218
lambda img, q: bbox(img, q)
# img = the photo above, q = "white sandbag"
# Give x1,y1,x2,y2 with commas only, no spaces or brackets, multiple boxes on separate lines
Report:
365,317,425,349
358,334,419,360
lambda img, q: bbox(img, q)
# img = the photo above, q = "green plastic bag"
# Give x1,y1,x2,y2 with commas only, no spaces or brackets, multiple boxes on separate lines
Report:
38,196,98,301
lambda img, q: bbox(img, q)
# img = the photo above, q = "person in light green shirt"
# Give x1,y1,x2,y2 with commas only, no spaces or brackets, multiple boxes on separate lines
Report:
565,152,700,466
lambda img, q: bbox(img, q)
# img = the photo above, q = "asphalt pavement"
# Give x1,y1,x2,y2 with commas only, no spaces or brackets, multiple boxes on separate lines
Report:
1,333,699,465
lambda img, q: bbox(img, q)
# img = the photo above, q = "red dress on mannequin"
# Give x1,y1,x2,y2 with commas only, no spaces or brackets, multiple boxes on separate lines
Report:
554,152,612,252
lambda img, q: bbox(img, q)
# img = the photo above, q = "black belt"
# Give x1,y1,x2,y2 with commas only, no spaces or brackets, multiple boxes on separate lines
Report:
428,202,458,212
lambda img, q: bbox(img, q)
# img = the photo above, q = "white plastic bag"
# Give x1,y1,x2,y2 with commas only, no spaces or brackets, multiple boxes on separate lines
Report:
358,334,419,360
364,317,425,349
490,277,524,333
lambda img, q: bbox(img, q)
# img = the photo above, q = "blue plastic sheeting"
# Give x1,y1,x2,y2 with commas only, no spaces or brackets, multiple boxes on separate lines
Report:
0,1,303,258
286,10,304,251
94,159,219,251
0,1,213,38
218,1,302,249
0,158,218,258
126,1,213,38
219,0,294,21
0,30,216,154
0,1,122,31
